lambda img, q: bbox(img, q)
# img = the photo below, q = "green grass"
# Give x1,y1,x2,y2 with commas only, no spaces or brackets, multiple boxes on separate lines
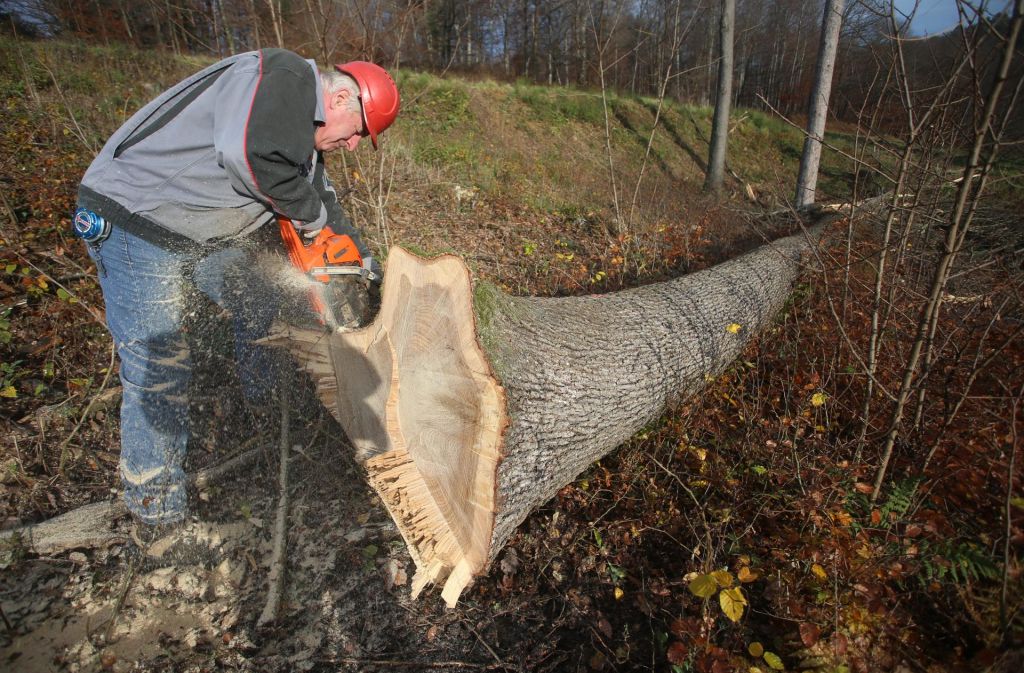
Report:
513,82,605,125
1,38,871,225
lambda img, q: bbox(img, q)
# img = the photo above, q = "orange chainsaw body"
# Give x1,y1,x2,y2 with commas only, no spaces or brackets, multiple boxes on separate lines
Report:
278,216,364,326
278,216,363,282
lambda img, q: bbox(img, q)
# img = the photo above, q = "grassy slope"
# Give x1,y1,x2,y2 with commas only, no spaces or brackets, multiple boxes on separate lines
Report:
387,70,862,217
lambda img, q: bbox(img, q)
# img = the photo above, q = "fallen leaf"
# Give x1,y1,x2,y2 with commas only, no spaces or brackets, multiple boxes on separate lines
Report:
726,323,742,334
100,651,117,669
748,641,764,657
688,573,718,599
811,563,827,580
810,392,827,407
710,569,734,588
719,587,747,622
738,566,759,583
854,482,874,494
799,622,821,647
597,617,613,638
670,617,700,637
667,641,689,665
763,651,785,670
614,587,624,600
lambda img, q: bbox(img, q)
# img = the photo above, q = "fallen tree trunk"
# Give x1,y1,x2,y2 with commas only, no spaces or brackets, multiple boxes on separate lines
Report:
270,223,824,606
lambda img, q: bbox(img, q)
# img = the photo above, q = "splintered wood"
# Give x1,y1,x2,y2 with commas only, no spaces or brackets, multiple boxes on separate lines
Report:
272,248,507,607
365,447,471,604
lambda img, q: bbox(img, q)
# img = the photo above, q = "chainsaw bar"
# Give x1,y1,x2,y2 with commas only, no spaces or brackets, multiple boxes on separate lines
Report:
317,276,370,331
308,266,380,283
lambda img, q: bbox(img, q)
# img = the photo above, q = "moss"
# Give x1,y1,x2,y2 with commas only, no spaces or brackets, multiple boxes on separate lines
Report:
393,242,448,259
473,281,518,379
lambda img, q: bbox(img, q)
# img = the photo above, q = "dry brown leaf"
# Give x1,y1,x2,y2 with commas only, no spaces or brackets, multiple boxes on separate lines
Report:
799,622,821,647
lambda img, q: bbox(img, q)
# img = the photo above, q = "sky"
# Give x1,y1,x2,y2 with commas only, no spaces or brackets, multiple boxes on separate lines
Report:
894,0,1013,36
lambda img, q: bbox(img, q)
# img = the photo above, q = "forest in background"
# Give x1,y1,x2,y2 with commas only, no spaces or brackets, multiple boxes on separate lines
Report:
1,1,1023,672
3,0,1021,125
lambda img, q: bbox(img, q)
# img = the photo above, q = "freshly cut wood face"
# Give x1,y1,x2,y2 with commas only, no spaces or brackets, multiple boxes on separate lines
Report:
332,248,506,606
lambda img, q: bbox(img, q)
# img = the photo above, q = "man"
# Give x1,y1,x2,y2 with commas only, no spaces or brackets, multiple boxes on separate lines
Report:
74,49,399,528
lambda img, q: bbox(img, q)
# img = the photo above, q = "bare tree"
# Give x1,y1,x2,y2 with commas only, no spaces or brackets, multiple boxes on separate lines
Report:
704,0,735,193
870,0,1023,501
794,0,845,208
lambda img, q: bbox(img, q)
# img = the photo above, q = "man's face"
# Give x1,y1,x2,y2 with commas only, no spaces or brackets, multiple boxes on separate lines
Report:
314,88,367,152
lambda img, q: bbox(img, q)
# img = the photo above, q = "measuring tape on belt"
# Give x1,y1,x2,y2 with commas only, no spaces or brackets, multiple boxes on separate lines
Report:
73,207,111,244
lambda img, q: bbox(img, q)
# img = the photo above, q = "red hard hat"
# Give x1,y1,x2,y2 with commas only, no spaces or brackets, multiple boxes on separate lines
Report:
334,61,399,150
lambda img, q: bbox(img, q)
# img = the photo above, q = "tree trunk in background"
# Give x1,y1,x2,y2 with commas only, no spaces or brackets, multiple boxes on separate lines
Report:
795,0,845,208
117,0,136,46
704,0,735,193
217,0,235,54
163,0,180,55
246,0,262,50
266,0,284,48
270,223,827,607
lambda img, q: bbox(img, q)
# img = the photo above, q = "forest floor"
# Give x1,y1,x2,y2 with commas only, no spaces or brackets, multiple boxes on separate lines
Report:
2,39,1023,673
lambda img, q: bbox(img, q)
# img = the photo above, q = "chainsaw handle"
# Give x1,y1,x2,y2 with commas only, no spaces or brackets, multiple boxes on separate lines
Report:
278,216,365,276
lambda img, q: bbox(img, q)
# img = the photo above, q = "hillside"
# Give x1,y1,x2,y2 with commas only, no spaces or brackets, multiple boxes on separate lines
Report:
1,39,1021,673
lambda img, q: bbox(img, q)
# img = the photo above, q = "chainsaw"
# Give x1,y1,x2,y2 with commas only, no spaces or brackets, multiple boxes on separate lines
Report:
278,216,380,330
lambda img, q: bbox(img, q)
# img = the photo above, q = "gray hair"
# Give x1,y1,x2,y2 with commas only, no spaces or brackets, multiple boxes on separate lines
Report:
320,71,362,113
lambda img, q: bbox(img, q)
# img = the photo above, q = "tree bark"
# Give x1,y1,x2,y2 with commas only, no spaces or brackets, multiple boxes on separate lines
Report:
270,226,823,607
794,0,845,208
704,0,735,193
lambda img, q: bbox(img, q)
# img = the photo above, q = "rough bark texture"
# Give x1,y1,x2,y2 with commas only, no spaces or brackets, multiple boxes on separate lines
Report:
704,0,735,193
795,0,845,208
480,229,813,561
271,226,820,606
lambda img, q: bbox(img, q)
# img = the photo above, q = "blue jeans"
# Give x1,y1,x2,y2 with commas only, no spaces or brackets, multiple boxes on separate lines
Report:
86,224,278,525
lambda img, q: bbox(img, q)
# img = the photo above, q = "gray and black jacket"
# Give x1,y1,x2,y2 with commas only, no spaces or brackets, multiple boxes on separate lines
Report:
78,49,363,253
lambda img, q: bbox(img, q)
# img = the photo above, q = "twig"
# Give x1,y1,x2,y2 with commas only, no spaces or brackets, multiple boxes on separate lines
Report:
257,388,291,627
190,439,262,490
36,56,95,153
1000,381,1022,644
57,342,116,477
755,94,899,185
647,451,714,571
0,190,104,326
103,552,141,642
463,620,513,670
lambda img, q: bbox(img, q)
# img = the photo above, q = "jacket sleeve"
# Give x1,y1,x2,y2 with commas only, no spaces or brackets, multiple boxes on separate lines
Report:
215,58,326,230
311,156,370,257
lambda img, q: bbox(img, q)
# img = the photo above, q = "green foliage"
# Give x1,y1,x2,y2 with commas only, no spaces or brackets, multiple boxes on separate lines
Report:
919,540,999,586
879,478,919,521
413,141,474,167
0,308,11,345
514,83,604,125
1,360,24,398
402,79,473,131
